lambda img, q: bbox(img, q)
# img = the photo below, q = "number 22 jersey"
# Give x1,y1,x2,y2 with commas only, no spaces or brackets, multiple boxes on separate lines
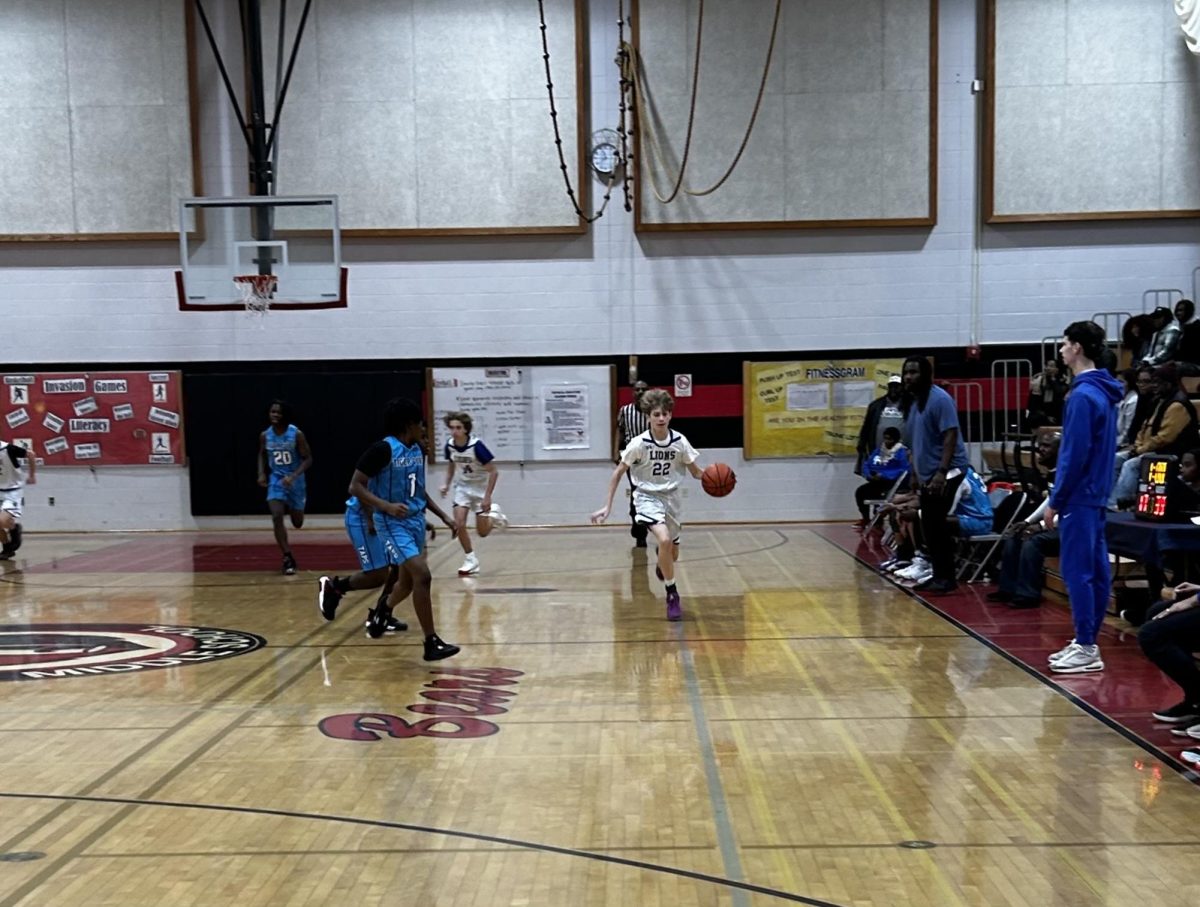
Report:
621,430,698,495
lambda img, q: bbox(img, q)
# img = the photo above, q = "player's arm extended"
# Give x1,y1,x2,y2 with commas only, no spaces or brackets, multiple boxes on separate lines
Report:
481,462,499,507
591,462,630,523
440,460,455,496
424,496,457,531
685,460,705,479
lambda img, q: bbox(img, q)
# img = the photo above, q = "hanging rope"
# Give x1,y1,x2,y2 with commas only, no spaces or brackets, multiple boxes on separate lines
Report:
629,0,782,202
538,0,627,223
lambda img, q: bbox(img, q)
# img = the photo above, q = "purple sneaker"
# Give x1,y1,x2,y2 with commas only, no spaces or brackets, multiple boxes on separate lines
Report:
666,588,682,621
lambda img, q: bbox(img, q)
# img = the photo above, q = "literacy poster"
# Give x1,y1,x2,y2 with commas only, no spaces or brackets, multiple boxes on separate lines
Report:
743,359,904,458
0,371,185,466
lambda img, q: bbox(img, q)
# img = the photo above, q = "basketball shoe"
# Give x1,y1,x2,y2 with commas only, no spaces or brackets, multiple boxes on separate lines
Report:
423,634,461,661
318,576,342,620
666,587,682,621
365,603,394,639
282,553,297,576
458,553,480,575
486,506,508,529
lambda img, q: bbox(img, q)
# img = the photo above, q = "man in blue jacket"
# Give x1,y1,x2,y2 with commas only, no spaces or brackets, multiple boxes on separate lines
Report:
1044,321,1125,674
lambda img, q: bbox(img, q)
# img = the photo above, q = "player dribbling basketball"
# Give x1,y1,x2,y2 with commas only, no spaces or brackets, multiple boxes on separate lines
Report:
591,389,704,621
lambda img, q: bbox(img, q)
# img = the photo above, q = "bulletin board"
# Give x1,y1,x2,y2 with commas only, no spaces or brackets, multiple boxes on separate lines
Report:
0,371,185,466
743,359,903,459
429,366,614,463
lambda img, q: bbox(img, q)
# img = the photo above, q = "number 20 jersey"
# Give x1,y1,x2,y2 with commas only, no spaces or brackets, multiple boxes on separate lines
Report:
621,430,698,495
265,424,301,479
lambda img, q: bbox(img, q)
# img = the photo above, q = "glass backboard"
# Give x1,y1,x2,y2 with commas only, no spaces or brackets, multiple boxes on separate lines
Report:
176,196,345,310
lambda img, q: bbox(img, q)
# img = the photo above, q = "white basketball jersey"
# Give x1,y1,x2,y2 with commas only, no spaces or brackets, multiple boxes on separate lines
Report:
621,430,698,495
0,441,29,491
445,435,492,489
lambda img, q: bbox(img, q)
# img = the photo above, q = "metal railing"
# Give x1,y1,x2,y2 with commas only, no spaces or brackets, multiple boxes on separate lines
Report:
947,381,985,474
1142,288,1184,314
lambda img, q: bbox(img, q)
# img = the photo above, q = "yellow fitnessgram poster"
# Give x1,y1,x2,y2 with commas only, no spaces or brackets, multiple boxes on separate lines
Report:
743,359,904,458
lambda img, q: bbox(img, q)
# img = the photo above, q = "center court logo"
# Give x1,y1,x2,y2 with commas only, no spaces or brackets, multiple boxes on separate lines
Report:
0,624,266,682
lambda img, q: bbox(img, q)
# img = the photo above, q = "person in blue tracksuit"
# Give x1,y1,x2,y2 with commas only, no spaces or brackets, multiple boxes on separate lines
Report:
1044,322,1124,674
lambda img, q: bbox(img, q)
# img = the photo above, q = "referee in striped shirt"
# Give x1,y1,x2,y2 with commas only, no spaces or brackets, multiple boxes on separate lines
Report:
615,381,651,547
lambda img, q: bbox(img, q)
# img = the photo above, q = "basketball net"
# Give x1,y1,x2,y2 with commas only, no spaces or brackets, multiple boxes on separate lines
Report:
233,274,277,318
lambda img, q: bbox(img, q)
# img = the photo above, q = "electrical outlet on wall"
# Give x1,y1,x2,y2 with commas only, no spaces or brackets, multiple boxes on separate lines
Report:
48,497,55,506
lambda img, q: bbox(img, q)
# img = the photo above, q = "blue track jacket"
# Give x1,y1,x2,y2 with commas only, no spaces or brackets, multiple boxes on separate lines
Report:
1049,369,1125,512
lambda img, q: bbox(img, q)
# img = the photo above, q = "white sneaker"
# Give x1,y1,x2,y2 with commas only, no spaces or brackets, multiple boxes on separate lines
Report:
457,553,480,576
1047,639,1077,664
900,567,935,585
486,506,508,529
1049,643,1103,674
894,558,931,581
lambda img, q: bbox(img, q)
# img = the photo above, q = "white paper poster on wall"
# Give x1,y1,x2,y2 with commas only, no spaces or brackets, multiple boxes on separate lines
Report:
540,384,589,450
430,365,612,462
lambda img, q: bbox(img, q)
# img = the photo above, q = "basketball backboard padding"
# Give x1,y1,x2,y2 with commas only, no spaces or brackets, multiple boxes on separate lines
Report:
176,195,345,311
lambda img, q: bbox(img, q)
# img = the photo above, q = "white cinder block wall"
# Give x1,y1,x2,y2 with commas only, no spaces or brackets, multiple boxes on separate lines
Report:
6,0,1200,531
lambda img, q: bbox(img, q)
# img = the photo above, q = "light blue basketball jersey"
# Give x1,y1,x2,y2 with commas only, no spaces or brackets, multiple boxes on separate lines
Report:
368,436,426,515
265,424,301,479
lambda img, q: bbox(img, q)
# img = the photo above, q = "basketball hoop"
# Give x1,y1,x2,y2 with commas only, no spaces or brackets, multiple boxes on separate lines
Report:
233,274,278,316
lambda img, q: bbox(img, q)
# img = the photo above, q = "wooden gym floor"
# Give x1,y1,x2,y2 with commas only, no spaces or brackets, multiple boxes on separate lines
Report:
1,525,1198,907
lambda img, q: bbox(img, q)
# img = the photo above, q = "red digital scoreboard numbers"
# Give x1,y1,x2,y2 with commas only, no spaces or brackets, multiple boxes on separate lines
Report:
1134,455,1176,522
0,371,185,467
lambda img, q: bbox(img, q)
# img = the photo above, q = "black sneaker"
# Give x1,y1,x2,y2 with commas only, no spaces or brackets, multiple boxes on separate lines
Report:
1152,701,1200,724
365,604,392,639
1008,597,1041,609
423,634,460,661
915,577,958,595
318,576,342,621
282,553,297,576
385,615,408,633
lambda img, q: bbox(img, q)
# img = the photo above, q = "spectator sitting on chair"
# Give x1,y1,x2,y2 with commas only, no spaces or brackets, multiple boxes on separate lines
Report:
1110,363,1200,509
886,467,992,586
1138,579,1200,726
1139,306,1183,367
1123,314,1155,365
986,432,1061,609
1025,359,1068,429
854,426,910,525
1115,368,1141,449
1175,298,1200,373
855,376,906,476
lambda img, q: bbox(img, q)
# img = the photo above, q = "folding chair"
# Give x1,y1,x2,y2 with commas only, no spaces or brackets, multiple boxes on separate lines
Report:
956,488,1028,583
864,470,909,533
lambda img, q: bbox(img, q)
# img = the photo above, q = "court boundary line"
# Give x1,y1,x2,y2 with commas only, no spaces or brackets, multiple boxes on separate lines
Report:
812,530,1200,785
0,791,847,907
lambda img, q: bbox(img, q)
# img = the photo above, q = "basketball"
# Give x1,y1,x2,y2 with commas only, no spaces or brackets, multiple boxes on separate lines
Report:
701,463,736,497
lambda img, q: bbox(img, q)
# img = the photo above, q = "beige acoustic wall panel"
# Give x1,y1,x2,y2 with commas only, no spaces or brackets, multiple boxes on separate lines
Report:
987,0,1200,221
0,0,193,239
634,0,935,230
264,0,584,234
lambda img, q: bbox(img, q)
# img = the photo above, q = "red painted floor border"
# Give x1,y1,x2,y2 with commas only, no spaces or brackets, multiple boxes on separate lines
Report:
811,522,1200,783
